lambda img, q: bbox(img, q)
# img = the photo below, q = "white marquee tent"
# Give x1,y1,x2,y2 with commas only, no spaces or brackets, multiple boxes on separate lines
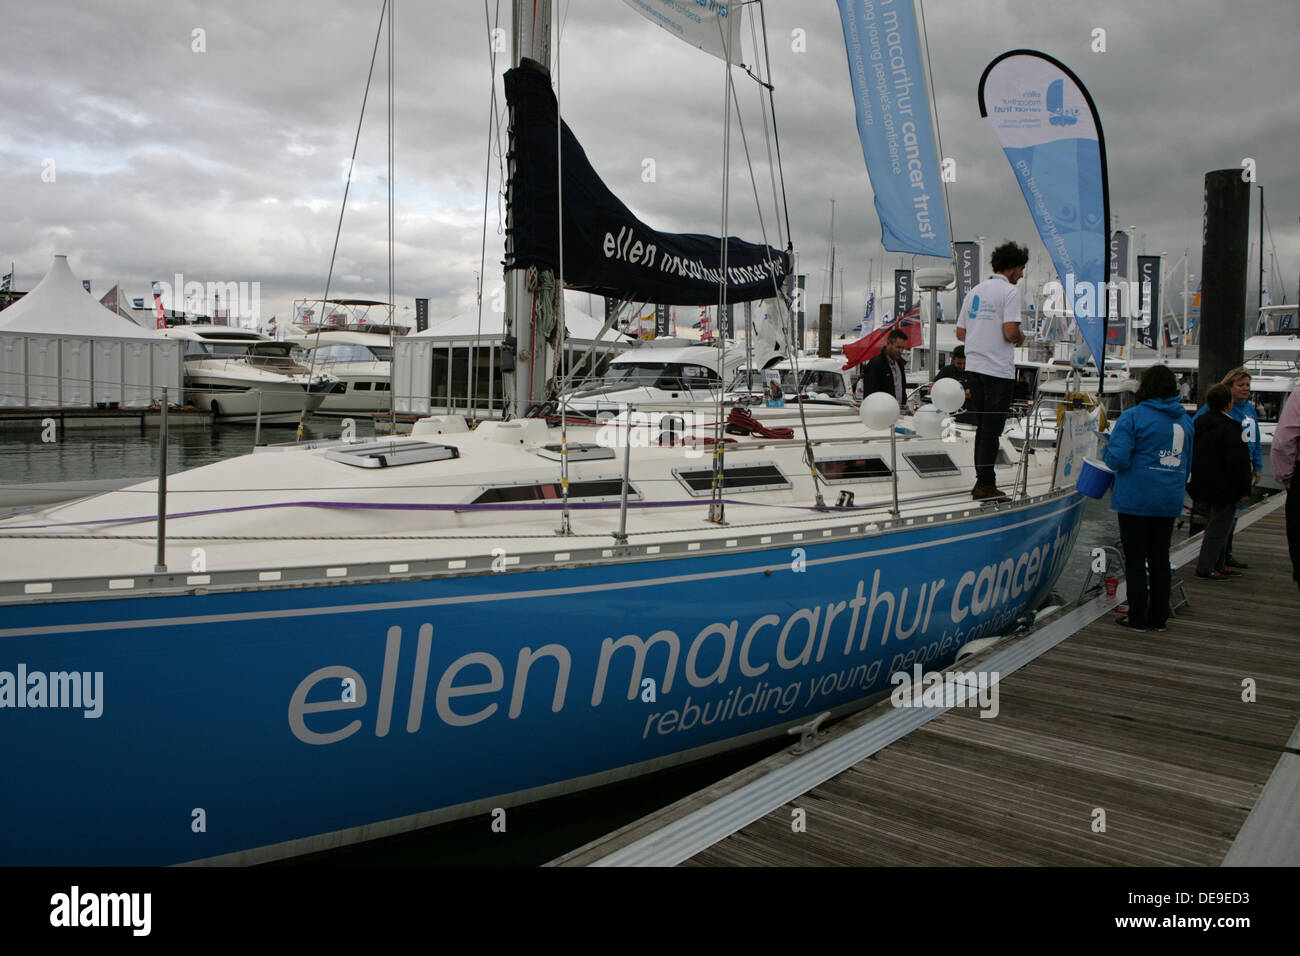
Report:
0,255,182,409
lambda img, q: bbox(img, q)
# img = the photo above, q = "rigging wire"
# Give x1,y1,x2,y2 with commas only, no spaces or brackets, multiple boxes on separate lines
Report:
387,0,396,434
296,0,389,442
916,0,955,251
556,0,573,536
708,12,736,525
755,0,793,249
746,6,783,251
474,0,503,414
722,43,824,507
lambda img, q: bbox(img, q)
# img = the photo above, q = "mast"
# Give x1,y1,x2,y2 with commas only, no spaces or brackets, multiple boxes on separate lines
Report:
1258,185,1265,315
503,0,553,418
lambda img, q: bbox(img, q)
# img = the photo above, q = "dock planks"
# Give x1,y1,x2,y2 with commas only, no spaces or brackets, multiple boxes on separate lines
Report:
556,501,1299,867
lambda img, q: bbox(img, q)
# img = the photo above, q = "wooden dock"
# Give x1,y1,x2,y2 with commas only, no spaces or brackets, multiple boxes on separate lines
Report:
0,406,211,431
553,496,1299,867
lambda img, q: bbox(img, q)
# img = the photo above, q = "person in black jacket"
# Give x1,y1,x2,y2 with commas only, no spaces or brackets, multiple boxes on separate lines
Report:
935,345,973,423
860,329,910,409
1189,383,1252,580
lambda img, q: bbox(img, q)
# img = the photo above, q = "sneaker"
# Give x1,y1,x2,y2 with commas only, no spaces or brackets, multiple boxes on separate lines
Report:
1116,617,1147,631
1226,556,1249,569
1149,622,1169,632
1220,568,1243,577
1195,570,1230,580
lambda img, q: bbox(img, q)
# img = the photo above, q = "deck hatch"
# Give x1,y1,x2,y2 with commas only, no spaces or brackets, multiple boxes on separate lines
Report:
324,441,460,468
814,455,892,483
673,463,790,496
471,478,637,504
536,443,617,463
902,452,961,478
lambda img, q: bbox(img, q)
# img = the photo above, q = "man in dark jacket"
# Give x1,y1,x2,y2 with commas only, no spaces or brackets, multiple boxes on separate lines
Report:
935,345,972,422
860,329,909,409
1189,383,1252,579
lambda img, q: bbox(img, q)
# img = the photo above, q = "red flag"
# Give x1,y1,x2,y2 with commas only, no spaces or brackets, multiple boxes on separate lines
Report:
841,305,921,370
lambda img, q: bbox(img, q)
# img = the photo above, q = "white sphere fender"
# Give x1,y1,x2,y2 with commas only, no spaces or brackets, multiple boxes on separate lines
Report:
929,377,966,414
859,391,901,430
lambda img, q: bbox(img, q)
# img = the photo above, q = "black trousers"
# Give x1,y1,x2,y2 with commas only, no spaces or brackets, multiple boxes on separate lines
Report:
966,371,1013,487
1288,484,1300,584
1118,513,1175,628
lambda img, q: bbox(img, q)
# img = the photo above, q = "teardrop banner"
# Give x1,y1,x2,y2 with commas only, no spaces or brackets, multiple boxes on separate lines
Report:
978,50,1110,375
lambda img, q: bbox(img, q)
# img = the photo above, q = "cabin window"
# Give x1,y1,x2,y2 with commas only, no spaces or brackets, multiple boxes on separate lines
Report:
673,463,790,496
471,478,634,504
354,381,372,391
324,441,460,469
803,371,846,397
903,452,961,478
375,381,391,391
815,456,892,483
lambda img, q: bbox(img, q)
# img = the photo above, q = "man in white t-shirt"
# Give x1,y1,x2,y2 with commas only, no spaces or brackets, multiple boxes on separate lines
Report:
956,241,1028,500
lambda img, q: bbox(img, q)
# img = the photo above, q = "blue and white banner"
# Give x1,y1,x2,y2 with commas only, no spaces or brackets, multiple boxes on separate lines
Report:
979,51,1109,371
861,290,876,336
622,0,742,63
836,0,951,258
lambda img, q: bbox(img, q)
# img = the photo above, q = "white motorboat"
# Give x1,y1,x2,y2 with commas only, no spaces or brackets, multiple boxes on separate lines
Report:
163,326,338,424
560,338,780,420
287,326,402,416
1004,374,1138,450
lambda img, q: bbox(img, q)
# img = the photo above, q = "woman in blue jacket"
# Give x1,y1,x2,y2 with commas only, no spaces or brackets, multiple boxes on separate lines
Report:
1103,365,1194,631
1193,366,1262,567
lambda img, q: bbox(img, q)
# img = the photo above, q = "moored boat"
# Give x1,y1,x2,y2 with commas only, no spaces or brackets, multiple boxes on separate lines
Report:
0,407,1086,865
163,326,338,424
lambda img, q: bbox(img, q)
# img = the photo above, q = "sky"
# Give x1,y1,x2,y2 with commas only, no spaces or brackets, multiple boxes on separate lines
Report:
2,0,1298,334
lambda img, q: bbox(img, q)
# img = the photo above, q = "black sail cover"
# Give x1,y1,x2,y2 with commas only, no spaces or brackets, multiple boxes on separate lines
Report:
504,63,790,305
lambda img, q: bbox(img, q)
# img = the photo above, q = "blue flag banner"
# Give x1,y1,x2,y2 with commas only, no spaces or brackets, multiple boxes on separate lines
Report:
836,0,951,258
978,50,1109,371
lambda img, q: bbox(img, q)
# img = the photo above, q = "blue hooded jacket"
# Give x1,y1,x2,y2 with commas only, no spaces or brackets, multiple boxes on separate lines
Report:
1193,398,1262,472
1104,396,1194,517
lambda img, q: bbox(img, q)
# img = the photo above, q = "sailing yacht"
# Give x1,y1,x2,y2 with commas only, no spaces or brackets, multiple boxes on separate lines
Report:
0,2,1093,866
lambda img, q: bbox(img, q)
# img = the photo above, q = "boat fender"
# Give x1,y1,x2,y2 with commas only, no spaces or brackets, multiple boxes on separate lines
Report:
954,636,999,663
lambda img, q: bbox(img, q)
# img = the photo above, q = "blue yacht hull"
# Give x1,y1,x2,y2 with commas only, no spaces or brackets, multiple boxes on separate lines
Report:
0,492,1085,864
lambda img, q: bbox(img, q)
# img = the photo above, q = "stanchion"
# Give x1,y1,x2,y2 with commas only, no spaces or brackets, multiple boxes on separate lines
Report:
154,386,168,573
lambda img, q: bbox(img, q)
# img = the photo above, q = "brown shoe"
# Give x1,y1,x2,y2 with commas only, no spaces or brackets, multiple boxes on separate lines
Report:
1226,556,1248,569
972,485,1010,502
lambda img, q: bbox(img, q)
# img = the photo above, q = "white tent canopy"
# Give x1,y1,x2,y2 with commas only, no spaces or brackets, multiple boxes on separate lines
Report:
0,255,182,409
0,256,161,338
